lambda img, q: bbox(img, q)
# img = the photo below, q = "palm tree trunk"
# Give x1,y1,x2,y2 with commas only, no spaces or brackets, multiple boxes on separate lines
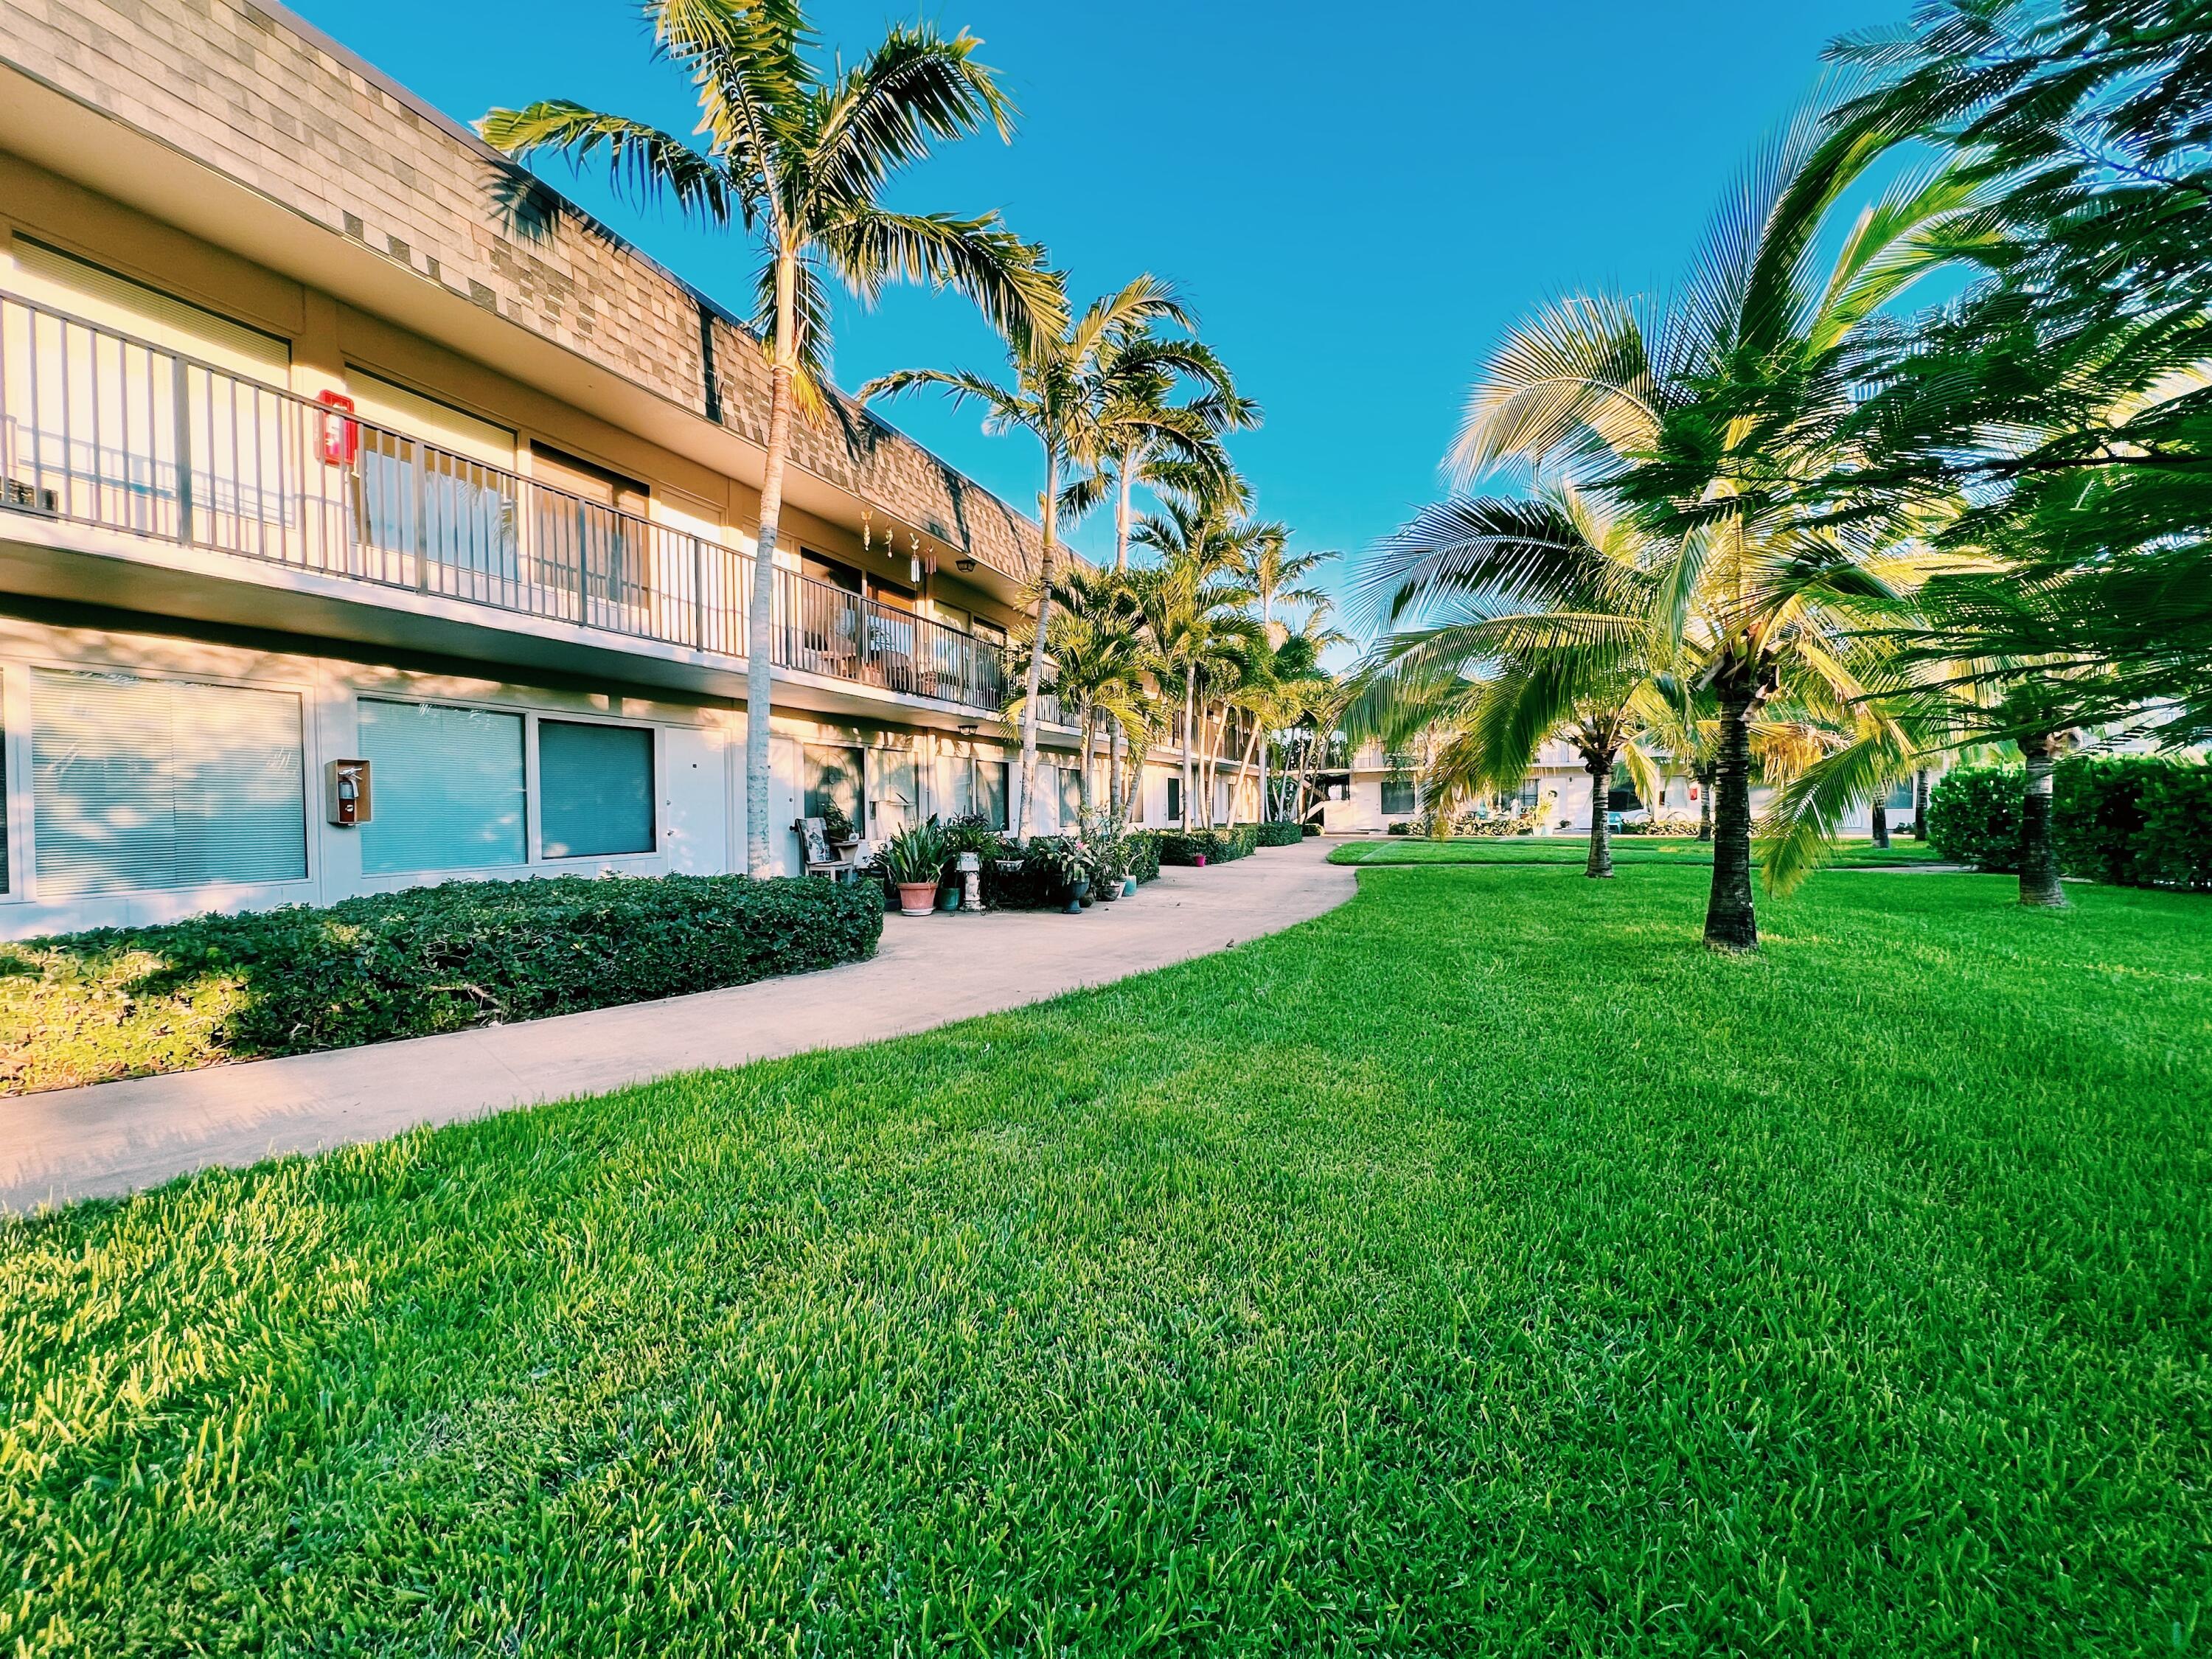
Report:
1014,448,1061,842
2019,733,2068,908
742,253,799,877
1181,667,1196,827
1871,796,1891,849
1696,764,1714,843
1108,450,1135,817
1913,767,1929,839
1078,702,1096,818
1704,675,1759,951
1235,712,1264,827
1583,751,1616,878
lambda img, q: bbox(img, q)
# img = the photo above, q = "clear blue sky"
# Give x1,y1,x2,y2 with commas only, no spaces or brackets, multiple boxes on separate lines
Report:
290,0,1896,599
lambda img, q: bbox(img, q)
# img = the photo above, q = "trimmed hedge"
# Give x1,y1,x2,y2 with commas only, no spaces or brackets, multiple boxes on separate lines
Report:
1927,757,2212,889
1157,825,1261,866
1127,830,1163,885
1927,766,2025,872
1254,821,1304,847
0,873,884,1096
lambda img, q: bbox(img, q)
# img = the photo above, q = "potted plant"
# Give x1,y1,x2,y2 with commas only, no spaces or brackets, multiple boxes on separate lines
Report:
1025,835,1088,914
878,821,950,917
1088,818,1130,902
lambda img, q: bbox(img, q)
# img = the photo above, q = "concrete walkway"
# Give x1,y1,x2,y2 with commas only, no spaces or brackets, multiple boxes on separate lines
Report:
2,840,1355,1213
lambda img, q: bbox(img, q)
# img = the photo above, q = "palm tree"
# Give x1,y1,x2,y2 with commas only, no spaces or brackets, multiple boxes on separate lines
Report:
1225,602,1348,824
1031,563,1149,815
1132,502,1270,827
1353,490,1668,880
480,0,1062,875
1059,324,1256,815
864,278,1190,838
1225,530,1335,821
1446,109,1976,946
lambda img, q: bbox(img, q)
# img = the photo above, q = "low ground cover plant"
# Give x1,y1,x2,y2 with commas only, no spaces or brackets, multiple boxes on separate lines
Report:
6,864,2204,1651
0,874,884,1094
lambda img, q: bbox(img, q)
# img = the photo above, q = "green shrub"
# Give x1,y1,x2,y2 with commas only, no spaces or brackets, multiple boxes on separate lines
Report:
1155,830,1222,866
1222,825,1259,860
1126,830,1162,884
1926,766,2023,871
1301,821,1319,838
1254,821,1304,847
2134,765,2212,891
1930,755,2212,887
0,874,884,1095
1387,821,1411,837
2053,755,2160,886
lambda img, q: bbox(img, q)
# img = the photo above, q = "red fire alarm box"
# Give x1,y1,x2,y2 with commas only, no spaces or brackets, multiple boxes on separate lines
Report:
318,390,359,466
325,758,372,826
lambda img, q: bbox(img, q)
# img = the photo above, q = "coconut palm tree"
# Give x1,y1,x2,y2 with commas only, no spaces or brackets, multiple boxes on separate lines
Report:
1352,490,1669,879
1445,108,1978,945
480,0,1063,875
864,278,1190,838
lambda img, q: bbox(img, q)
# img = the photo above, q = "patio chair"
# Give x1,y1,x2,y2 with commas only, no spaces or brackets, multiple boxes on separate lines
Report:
794,816,858,883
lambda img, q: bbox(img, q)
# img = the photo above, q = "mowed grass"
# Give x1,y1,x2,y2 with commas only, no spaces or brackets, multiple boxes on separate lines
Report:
1328,834,1950,869
4,866,2208,1656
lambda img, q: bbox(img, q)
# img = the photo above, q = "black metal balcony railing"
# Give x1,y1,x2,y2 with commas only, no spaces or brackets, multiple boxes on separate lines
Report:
0,289,1026,717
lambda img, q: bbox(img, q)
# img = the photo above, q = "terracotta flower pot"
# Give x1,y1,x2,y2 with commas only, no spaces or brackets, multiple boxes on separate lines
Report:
896,882,938,917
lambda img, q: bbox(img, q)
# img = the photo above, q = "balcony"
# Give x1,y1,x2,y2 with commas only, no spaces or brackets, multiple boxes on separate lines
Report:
0,289,1023,717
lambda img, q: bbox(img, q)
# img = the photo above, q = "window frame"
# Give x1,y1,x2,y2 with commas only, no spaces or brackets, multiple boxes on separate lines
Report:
1380,776,1419,818
801,740,867,832
13,656,318,904
531,713,662,863
355,695,532,877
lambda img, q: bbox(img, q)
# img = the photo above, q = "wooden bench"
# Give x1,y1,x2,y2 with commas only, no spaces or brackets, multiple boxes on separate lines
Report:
794,816,858,883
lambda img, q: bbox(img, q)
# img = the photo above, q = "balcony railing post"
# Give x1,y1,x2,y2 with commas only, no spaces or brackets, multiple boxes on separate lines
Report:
170,356,194,545
411,437,430,592
691,535,705,650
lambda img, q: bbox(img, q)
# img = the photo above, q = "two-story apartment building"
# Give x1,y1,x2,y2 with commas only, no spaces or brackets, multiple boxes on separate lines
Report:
0,0,1239,940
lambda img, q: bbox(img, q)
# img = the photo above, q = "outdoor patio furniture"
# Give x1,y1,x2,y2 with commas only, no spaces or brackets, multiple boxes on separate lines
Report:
795,816,858,883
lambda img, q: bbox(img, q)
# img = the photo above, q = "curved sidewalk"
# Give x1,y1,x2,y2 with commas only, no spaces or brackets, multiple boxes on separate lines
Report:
2,840,1356,1213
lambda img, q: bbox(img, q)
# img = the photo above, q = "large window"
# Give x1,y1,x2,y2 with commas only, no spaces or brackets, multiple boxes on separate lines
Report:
357,700,525,874
32,669,306,896
947,757,1008,830
872,749,918,836
539,720,654,858
1380,776,1418,816
804,743,863,829
1058,766,1084,829
1166,776,1182,824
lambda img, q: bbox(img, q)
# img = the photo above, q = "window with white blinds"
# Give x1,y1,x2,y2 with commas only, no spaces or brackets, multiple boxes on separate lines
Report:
13,239,291,380
539,720,654,859
32,669,307,897
357,700,525,874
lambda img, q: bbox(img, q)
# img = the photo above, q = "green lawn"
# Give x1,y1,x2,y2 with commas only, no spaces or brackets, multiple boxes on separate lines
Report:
1329,834,1951,869
5,865,2206,1655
